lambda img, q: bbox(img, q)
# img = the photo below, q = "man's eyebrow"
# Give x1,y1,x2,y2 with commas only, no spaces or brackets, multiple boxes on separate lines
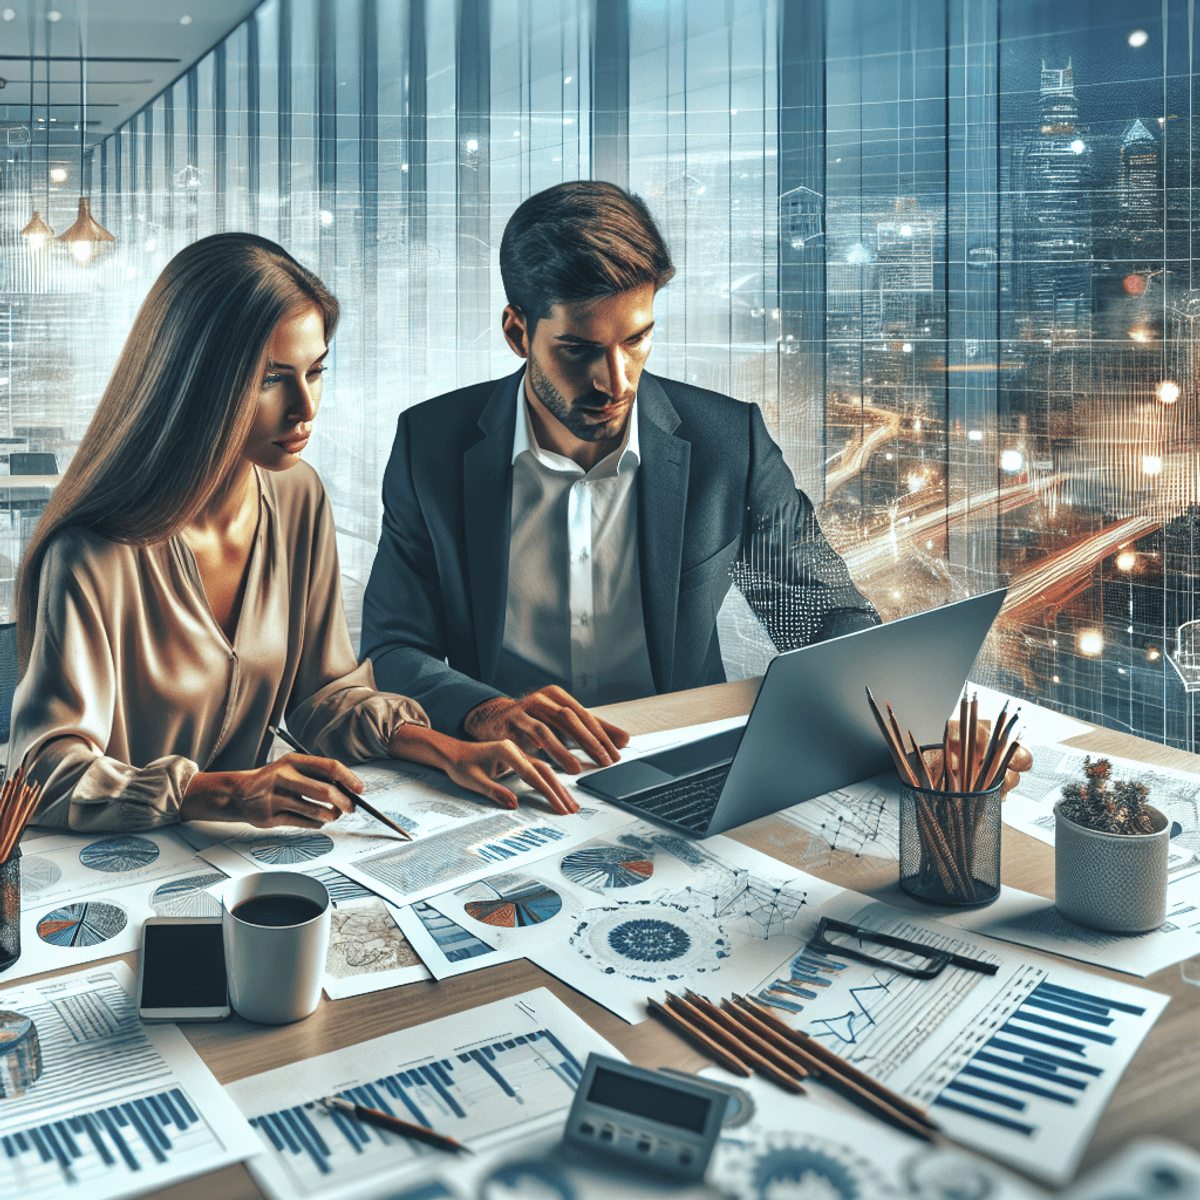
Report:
554,321,654,345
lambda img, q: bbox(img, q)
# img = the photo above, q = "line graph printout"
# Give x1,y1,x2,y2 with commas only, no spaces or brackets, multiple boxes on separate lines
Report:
226,987,620,1200
420,822,847,1023
0,963,258,1200
755,894,1168,1185
180,757,632,906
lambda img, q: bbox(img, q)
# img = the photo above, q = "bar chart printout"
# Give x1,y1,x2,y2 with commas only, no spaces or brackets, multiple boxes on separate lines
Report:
226,987,623,1200
0,964,259,1200
757,897,1169,1186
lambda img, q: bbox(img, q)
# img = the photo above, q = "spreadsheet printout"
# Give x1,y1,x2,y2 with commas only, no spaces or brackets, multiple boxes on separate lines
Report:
227,987,621,1200
0,963,259,1200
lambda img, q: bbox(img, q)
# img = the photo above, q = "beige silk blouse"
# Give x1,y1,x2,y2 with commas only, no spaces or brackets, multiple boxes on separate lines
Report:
7,461,428,831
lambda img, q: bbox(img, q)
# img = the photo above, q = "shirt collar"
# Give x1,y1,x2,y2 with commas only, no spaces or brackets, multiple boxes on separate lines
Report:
510,368,640,476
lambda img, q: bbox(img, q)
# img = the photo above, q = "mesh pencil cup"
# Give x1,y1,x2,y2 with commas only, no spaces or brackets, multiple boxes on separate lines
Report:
899,747,1002,907
0,847,19,972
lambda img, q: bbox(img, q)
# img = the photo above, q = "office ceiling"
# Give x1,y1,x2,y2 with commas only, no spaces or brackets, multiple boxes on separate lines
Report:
0,0,258,167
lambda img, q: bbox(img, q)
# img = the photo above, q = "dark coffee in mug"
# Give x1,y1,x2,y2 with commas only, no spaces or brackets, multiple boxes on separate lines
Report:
232,894,324,927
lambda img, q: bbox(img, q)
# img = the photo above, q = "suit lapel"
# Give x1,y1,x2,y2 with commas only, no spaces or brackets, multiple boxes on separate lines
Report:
636,374,690,693
463,373,520,683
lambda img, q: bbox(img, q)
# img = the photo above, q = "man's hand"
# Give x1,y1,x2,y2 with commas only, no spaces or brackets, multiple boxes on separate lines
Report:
388,724,581,815
464,686,630,775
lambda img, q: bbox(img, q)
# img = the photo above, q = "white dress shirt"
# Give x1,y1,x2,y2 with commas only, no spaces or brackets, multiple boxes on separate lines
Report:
497,371,657,707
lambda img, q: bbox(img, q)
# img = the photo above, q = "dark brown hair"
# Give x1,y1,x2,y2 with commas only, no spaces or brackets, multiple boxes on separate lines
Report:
16,231,338,667
499,181,675,328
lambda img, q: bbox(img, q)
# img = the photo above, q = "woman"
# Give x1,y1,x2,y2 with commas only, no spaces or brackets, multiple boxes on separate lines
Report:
8,232,577,831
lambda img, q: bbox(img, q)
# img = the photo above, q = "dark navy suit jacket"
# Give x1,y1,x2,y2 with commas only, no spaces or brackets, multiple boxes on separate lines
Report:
361,369,879,733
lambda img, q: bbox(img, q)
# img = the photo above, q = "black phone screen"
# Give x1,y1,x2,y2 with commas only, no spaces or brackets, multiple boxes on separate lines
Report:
140,923,228,1009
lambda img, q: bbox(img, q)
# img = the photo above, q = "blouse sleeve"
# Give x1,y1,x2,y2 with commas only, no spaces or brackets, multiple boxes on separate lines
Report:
7,535,197,832
283,478,429,761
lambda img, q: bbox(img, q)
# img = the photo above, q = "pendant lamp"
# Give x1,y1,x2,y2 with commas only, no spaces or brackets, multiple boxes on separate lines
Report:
21,4,53,250
57,12,113,263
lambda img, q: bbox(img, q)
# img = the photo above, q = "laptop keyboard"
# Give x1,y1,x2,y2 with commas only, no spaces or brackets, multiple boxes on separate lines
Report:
622,763,732,833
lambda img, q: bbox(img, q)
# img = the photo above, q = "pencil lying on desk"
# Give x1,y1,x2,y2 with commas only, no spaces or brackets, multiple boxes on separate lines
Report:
727,995,938,1141
660,992,804,1093
320,1095,469,1153
268,725,413,841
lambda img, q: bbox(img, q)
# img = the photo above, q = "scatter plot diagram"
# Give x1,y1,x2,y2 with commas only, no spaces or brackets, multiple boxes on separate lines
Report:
150,872,226,917
463,874,562,927
559,845,654,891
249,833,334,865
79,835,160,872
38,901,128,948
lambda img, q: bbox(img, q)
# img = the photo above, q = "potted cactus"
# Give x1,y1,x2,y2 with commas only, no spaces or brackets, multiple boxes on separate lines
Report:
1054,757,1170,933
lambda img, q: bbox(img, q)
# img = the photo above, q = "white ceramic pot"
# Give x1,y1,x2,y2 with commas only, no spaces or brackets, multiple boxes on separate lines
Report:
1054,802,1169,934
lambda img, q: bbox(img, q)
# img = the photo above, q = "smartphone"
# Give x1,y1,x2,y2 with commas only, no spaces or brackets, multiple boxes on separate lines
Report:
137,917,231,1022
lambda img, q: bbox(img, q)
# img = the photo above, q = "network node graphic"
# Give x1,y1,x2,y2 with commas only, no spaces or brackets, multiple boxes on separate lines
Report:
37,901,128,948
79,836,159,872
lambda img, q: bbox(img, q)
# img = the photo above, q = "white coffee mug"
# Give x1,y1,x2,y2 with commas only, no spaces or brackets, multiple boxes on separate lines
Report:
220,872,330,1025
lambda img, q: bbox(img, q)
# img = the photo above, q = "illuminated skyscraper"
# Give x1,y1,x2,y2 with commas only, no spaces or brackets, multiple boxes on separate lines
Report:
1117,118,1162,265
1010,61,1093,340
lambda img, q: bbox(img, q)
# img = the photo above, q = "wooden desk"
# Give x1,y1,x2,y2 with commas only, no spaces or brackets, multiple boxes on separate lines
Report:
120,678,1200,1197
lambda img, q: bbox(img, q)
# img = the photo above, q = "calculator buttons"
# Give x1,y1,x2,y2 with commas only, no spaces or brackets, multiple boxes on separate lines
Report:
599,1127,614,1142
637,1140,652,1153
578,1122,594,1136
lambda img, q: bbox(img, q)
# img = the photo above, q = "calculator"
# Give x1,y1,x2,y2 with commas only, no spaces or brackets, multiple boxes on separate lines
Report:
564,1053,730,1182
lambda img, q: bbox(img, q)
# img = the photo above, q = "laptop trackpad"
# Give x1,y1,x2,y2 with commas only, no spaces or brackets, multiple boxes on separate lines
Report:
579,761,677,801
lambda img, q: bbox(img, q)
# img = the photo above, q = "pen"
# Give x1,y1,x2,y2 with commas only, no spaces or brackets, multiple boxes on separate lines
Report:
268,725,413,841
321,1095,469,1153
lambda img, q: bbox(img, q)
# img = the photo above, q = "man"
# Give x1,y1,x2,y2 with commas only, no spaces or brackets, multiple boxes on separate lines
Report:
361,181,880,784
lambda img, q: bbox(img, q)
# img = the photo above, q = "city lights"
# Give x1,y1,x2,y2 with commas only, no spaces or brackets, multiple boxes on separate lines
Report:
1128,29,1149,47
967,430,983,441
1070,139,1085,154
1148,648,1161,661
1078,631,1104,656
1116,551,1137,571
49,168,67,182
1000,449,1024,472
1142,455,1163,475
1157,380,1180,404
319,210,334,225
1129,327,1150,342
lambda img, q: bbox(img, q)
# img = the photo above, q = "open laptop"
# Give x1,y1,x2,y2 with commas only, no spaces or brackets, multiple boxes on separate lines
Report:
575,587,1007,837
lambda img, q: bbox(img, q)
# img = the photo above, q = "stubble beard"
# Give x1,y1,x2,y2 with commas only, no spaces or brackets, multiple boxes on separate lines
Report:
527,353,625,444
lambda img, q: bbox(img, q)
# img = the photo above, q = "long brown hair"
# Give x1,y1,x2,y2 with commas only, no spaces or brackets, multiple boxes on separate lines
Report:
15,232,339,667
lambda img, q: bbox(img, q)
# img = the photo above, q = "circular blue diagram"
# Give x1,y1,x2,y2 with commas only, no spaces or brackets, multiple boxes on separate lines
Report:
249,834,334,865
79,836,160,873
150,872,226,917
37,902,128,948
607,917,691,962
19,855,61,893
560,846,654,891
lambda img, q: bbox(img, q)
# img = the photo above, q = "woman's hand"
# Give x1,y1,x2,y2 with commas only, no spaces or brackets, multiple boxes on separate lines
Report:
389,725,580,816
181,754,363,827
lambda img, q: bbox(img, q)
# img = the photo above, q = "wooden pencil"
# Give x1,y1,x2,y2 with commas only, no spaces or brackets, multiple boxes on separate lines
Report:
865,688,919,786
664,992,804,1093
683,990,808,1082
733,995,939,1132
646,997,751,1076
721,999,936,1142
